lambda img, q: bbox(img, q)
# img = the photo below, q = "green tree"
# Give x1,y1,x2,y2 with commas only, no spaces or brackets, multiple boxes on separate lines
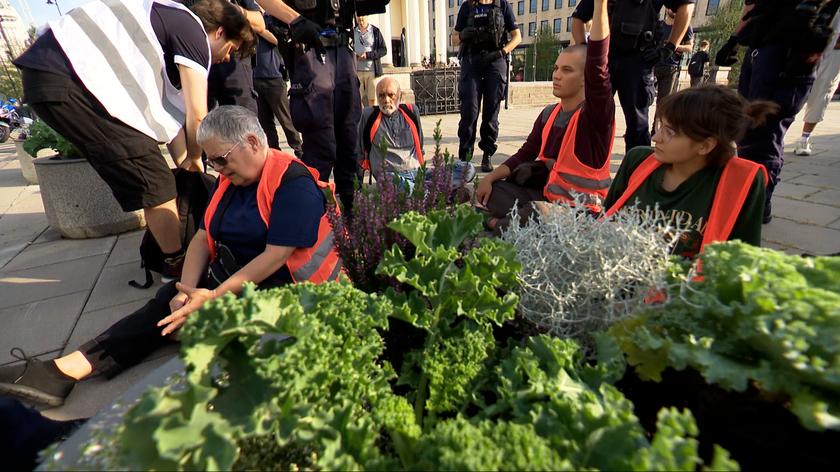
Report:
700,0,745,85
524,25,562,82
0,61,21,98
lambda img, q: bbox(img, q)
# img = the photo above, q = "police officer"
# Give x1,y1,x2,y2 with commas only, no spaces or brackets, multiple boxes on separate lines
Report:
571,0,695,151
207,0,266,113
715,0,840,223
454,0,522,173
255,0,389,214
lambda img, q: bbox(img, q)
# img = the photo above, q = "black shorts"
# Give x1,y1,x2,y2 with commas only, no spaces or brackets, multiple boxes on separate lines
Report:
20,68,176,211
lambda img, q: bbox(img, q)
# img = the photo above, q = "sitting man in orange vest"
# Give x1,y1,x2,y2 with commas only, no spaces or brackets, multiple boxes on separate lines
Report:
358,77,476,192
475,0,614,232
0,105,343,408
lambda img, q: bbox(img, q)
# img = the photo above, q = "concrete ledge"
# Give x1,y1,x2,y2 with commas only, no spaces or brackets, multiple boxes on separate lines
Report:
33,156,145,239
15,140,37,184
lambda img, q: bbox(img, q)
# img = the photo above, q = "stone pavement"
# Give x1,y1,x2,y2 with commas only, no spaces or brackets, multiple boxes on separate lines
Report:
1,102,838,422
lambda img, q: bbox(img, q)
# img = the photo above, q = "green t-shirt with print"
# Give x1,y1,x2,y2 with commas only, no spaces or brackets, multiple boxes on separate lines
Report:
603,146,766,259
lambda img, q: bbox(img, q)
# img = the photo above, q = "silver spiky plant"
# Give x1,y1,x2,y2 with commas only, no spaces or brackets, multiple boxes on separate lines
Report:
500,196,687,346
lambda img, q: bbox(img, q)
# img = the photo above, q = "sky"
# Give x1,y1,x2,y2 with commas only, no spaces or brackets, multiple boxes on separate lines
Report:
10,0,87,28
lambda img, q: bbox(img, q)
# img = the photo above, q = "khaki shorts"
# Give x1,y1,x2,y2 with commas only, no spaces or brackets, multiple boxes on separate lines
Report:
358,70,378,103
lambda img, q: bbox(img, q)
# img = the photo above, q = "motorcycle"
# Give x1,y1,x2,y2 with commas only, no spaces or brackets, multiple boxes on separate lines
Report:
0,98,32,143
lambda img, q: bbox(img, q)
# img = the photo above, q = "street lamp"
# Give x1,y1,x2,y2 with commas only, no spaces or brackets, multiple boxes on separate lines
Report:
46,0,63,16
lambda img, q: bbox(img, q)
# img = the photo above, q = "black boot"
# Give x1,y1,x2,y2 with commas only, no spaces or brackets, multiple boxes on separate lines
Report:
0,349,76,407
481,153,494,173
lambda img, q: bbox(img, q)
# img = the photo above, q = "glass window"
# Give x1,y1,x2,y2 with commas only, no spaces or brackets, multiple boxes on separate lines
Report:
706,0,720,15
449,15,454,28
567,16,573,31
448,0,454,9
541,19,549,31
554,18,562,33
518,1,525,15
569,0,576,6
530,0,537,13
518,23,524,33
528,21,537,36
542,0,549,11
555,0,563,8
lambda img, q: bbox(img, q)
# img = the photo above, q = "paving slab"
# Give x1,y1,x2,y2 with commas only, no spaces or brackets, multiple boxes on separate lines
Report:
762,217,840,255
787,172,840,189
0,241,27,271
62,299,149,356
42,348,180,421
0,254,107,310
0,291,89,365
806,188,840,208
83,261,162,313
773,182,822,201
105,230,144,268
3,236,116,272
770,197,840,226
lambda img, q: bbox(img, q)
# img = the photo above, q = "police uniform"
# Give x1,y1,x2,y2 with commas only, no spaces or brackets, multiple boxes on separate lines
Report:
455,0,519,168
572,0,695,151
731,0,839,222
286,0,387,213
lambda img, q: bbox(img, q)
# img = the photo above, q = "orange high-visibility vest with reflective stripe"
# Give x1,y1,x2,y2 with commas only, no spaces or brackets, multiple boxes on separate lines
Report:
536,102,615,212
203,149,343,284
362,104,423,171
605,153,768,253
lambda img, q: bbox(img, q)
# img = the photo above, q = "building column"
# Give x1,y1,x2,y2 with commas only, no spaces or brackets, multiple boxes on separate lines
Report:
373,6,393,66
419,0,431,61
405,0,422,66
434,0,447,63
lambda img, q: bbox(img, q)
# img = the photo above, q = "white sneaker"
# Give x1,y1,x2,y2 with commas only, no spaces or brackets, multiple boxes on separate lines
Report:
794,138,812,156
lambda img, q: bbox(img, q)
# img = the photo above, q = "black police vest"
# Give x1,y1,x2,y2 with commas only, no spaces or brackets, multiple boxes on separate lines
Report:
461,0,507,55
290,0,389,28
607,0,658,54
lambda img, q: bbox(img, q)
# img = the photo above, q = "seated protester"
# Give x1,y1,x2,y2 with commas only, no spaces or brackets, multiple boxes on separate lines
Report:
604,86,773,259
0,106,342,407
358,77,476,192
475,0,614,232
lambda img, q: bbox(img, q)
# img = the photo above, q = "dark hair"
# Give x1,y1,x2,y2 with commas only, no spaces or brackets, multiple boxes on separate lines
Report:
188,0,255,58
656,85,779,166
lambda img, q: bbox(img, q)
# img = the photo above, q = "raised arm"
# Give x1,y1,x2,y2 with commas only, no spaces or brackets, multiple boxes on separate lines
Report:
589,0,608,42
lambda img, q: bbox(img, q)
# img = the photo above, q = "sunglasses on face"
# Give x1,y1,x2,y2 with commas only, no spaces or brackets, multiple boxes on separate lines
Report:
207,142,241,169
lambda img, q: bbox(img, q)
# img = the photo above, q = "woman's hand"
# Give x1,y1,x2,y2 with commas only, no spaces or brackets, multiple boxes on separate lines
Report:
169,291,189,313
475,176,495,207
158,282,217,336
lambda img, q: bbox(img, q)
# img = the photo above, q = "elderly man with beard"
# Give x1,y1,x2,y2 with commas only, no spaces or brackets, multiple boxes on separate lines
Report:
358,77,476,191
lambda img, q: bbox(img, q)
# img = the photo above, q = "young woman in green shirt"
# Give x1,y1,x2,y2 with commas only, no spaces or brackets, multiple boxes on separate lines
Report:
604,86,777,259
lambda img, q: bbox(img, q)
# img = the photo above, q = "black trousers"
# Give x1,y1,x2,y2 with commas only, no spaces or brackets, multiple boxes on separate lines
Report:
737,45,814,208
289,46,361,212
254,77,303,156
208,59,259,114
78,281,183,376
458,53,508,161
486,179,546,233
610,53,655,151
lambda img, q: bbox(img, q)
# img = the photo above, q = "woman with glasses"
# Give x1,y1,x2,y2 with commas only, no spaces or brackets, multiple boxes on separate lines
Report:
0,106,343,408
604,86,774,260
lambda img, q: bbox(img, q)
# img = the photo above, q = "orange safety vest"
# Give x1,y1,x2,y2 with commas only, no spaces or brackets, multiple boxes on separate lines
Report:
536,102,615,212
361,103,424,171
203,149,343,284
605,153,768,253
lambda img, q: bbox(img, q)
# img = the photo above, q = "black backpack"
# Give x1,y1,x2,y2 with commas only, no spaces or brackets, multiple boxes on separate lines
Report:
129,169,216,289
608,0,659,54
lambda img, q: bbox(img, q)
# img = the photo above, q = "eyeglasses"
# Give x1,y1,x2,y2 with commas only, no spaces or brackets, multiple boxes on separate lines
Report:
207,142,241,169
652,123,677,143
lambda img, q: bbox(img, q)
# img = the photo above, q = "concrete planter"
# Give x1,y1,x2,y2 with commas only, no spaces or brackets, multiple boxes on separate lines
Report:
33,155,145,238
15,140,38,184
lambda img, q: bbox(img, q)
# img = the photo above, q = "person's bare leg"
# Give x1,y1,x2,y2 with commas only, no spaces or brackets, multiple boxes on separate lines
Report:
53,351,93,381
144,199,182,254
803,122,817,134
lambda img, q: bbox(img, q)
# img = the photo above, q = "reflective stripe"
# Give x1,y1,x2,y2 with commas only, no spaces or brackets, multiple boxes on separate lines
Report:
327,258,343,282
102,0,186,124
545,184,600,206
558,172,612,190
69,8,170,140
293,230,336,281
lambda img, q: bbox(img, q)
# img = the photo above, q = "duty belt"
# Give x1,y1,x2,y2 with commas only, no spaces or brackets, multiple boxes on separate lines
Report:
319,31,349,48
